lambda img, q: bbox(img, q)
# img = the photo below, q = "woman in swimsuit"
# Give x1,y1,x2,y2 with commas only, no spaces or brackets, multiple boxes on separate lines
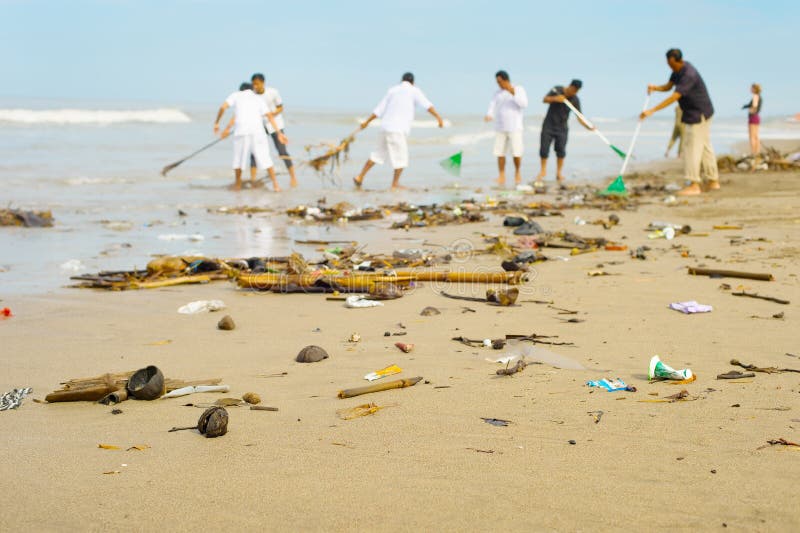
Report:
744,83,762,167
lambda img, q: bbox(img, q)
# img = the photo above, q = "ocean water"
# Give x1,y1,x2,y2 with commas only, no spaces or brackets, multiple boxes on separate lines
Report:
2,99,799,295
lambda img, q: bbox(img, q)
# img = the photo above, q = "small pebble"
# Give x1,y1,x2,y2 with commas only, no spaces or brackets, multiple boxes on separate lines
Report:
384,331,391,337
111,409,122,415
568,439,576,445
217,315,235,331
711,469,717,474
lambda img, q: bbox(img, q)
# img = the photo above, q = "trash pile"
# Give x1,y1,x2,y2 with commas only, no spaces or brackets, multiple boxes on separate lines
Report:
287,200,383,222
389,202,486,229
718,147,800,173
0,208,54,228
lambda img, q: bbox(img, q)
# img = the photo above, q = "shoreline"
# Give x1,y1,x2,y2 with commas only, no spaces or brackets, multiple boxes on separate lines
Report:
2,166,799,530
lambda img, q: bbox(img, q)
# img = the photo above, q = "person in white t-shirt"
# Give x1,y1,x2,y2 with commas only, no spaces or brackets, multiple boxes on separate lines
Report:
249,73,297,188
213,83,288,191
485,70,528,186
353,72,444,190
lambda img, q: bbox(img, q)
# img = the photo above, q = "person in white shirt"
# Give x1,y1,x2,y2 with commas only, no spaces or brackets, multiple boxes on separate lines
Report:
249,73,297,188
213,83,288,191
484,70,528,186
353,72,444,190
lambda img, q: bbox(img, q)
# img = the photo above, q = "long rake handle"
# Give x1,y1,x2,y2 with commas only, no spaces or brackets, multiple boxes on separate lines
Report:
619,95,651,177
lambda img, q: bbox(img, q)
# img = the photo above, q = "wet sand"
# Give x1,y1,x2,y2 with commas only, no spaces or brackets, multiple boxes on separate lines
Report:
1,168,799,531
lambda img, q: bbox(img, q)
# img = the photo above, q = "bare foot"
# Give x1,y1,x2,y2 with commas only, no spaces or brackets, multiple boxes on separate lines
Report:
391,184,407,191
535,171,546,181
705,180,720,191
272,182,282,192
677,183,702,196
290,179,298,188
556,174,566,182
514,173,522,185
229,182,242,191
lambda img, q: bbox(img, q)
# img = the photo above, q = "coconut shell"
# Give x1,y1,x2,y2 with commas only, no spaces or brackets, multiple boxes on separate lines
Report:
242,392,261,405
217,315,235,330
420,306,441,316
296,345,329,363
198,406,228,438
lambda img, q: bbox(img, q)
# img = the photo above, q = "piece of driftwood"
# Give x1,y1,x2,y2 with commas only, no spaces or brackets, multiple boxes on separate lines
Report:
506,333,575,346
337,377,422,399
250,406,279,411
732,291,789,305
730,359,800,374
46,371,222,402
239,271,526,291
688,267,773,281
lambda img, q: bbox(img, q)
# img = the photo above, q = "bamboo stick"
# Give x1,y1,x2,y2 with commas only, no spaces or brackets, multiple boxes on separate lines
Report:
338,377,422,399
46,384,120,403
126,275,211,290
687,267,773,281
238,271,525,290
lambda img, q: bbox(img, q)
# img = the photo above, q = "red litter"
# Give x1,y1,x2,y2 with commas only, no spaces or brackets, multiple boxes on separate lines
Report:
1,307,12,318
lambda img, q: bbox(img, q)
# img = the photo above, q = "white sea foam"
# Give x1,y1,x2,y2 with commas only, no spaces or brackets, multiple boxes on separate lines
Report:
64,176,132,186
0,108,191,125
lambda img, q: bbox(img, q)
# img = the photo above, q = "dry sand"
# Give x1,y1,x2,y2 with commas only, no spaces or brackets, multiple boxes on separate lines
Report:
1,168,799,532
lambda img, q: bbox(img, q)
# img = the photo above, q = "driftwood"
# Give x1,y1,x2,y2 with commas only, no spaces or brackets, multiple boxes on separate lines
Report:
250,405,279,412
337,377,422,399
730,359,800,374
238,271,526,291
46,371,222,403
732,291,789,305
688,267,773,281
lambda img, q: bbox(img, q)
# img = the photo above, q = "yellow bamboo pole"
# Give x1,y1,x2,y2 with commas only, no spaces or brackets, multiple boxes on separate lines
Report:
237,270,525,289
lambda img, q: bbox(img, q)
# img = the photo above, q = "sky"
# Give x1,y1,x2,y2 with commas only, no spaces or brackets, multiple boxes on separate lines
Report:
2,0,798,117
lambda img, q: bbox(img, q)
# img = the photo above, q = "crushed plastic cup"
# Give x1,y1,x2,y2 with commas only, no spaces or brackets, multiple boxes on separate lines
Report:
648,355,693,381
177,300,226,314
586,378,635,392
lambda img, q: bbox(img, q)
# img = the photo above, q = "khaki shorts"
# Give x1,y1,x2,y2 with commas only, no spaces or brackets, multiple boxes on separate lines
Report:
493,130,524,158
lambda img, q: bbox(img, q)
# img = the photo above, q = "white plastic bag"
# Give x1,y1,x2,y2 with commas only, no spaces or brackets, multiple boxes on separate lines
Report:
178,300,226,314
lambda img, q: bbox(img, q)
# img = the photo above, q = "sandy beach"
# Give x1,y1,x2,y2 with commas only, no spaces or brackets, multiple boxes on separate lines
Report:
1,164,799,531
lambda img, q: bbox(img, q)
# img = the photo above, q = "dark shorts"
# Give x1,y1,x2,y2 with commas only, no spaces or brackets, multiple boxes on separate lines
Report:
748,114,760,125
251,129,293,169
539,128,568,159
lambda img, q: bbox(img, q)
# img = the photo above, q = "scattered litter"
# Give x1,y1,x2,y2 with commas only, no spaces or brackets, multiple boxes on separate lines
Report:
127,445,150,451
296,345,329,363
336,402,387,420
395,342,414,353
687,267,774,282
60,259,86,272
178,300,226,314
242,392,260,405
348,333,361,343
2,307,12,319
364,364,403,382
588,410,604,424
338,376,422,399
0,387,32,411
669,301,713,314
757,438,800,450
157,233,204,241
345,295,384,308
169,406,229,438
217,315,235,330
732,291,790,305
586,378,636,392
161,385,230,399
45,370,222,403
0,208,54,227
717,371,755,380
730,358,800,374
649,355,694,381
496,360,528,376
482,417,511,427
638,389,696,403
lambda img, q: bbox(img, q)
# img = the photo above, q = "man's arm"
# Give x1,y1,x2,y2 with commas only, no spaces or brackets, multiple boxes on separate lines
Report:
220,116,235,139
647,81,674,94
265,112,288,144
272,104,284,116
485,97,496,122
513,86,528,108
543,94,565,104
640,92,681,119
360,113,378,129
427,106,444,128
213,102,230,135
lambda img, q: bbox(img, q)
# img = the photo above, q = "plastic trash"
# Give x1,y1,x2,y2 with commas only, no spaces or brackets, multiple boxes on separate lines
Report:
60,259,85,271
669,301,712,314
648,227,675,240
177,300,226,314
364,364,403,382
161,385,230,399
495,342,584,370
158,233,204,241
649,355,693,381
1,307,11,318
573,216,587,226
586,378,635,392
345,295,384,308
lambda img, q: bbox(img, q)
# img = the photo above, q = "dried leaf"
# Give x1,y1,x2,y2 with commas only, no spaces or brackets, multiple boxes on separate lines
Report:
98,444,121,450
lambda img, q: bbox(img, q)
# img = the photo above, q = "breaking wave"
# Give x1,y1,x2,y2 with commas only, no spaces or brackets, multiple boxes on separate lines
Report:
0,108,192,125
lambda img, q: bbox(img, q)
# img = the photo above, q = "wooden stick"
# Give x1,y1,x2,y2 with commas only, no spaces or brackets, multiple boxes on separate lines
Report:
732,291,789,305
127,275,211,290
250,405,279,411
238,271,525,290
688,267,773,281
338,377,422,399
45,384,119,403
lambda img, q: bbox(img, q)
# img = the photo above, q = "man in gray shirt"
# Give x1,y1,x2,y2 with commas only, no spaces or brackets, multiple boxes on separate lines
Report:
641,48,719,195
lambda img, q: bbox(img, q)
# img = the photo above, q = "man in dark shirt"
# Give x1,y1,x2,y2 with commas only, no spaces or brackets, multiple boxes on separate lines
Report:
536,79,593,188
641,48,719,195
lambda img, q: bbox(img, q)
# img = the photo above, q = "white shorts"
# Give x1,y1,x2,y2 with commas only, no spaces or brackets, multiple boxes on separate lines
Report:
493,130,524,158
232,134,273,170
370,131,409,169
